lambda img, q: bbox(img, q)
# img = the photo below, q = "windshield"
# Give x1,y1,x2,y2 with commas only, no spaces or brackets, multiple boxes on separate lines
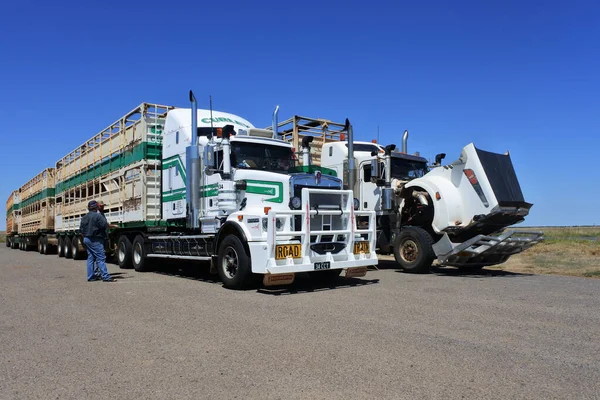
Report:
390,158,428,180
231,142,296,173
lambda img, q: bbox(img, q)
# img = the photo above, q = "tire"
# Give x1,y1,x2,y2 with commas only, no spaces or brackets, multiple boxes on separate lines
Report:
393,226,435,273
308,269,342,282
117,235,133,269
5,238,9,248
38,238,43,254
217,235,253,290
132,235,152,272
64,236,73,259
11,239,18,249
42,237,51,255
72,236,86,260
58,236,65,257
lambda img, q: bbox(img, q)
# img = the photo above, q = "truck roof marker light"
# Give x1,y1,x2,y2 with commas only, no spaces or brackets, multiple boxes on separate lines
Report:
372,139,377,143
264,207,271,215
436,192,441,200
237,215,243,221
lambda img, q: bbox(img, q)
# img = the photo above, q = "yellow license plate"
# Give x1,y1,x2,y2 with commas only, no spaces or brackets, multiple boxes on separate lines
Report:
275,244,302,260
354,241,370,254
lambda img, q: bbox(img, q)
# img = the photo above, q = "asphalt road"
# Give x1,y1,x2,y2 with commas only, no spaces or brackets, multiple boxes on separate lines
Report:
0,246,599,400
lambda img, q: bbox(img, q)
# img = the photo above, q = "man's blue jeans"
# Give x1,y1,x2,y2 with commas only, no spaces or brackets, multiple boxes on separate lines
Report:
83,237,111,281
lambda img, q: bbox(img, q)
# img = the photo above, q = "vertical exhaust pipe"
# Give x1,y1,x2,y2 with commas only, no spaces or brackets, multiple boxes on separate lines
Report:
402,130,408,153
346,119,355,193
186,90,200,229
272,105,279,138
301,136,313,166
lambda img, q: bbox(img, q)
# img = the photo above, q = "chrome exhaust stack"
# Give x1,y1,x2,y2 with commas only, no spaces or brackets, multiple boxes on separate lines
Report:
186,90,201,229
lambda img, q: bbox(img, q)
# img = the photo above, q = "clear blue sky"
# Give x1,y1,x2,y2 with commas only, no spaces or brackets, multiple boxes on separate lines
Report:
1,0,599,229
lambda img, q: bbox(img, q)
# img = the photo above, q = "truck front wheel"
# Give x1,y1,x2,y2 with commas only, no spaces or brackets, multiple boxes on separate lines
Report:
217,235,252,290
393,226,435,273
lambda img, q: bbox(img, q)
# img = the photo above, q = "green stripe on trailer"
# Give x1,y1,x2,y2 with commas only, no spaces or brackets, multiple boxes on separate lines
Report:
19,189,56,209
55,142,162,194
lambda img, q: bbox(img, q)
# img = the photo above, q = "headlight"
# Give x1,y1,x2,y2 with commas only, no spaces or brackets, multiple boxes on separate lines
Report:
290,196,302,210
262,217,286,231
353,198,360,210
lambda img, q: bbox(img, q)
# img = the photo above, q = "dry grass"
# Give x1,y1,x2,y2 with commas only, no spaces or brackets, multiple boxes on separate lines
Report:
491,227,600,278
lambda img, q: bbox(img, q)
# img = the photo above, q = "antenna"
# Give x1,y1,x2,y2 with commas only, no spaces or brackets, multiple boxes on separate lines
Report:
209,95,214,138
377,125,380,143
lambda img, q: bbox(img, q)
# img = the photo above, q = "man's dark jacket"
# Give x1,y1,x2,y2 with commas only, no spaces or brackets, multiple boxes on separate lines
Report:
80,211,108,239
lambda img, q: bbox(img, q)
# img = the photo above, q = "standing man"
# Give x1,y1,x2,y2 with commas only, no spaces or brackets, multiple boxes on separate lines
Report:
80,200,115,282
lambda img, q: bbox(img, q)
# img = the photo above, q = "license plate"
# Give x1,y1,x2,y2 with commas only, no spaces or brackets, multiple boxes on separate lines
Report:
354,241,370,254
314,261,331,270
275,244,302,260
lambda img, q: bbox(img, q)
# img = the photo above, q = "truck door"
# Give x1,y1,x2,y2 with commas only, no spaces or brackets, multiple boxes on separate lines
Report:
359,161,381,210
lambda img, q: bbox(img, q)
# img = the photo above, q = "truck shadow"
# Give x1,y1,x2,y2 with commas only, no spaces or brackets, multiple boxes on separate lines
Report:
257,274,380,296
379,258,531,278
429,266,533,278
148,261,380,293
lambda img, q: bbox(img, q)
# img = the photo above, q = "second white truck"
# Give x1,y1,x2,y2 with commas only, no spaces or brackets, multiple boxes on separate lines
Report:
274,115,542,273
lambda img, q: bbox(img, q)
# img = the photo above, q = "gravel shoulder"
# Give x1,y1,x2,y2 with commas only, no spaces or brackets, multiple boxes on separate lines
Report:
1,247,599,399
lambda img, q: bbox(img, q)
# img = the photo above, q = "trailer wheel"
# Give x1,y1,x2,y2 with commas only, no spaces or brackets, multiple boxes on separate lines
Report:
38,238,43,254
132,235,152,272
72,236,86,260
393,226,435,273
217,235,252,290
117,235,133,269
5,238,10,248
11,239,17,249
42,237,51,255
64,236,73,259
57,237,65,257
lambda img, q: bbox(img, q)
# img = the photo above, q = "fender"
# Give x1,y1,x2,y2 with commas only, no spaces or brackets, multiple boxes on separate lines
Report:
213,220,251,254
404,174,467,234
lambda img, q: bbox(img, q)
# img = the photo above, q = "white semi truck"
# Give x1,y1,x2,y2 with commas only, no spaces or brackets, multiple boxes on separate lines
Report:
8,94,378,289
274,115,542,273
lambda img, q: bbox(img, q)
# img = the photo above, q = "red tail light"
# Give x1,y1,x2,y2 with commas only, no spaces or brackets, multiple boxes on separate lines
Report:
464,169,478,185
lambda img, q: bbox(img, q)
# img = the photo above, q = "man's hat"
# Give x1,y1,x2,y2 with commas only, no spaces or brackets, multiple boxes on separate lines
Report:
88,200,99,210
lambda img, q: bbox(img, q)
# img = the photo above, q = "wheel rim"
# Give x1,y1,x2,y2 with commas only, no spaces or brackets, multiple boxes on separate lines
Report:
400,239,419,263
134,242,142,265
222,246,239,279
118,242,126,263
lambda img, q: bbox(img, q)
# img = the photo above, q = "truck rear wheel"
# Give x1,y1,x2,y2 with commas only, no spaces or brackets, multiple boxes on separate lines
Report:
11,239,18,249
58,237,65,257
132,235,152,272
42,237,52,255
5,238,10,248
393,226,435,273
38,238,43,254
72,236,86,260
217,235,252,290
64,236,73,259
117,235,133,269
